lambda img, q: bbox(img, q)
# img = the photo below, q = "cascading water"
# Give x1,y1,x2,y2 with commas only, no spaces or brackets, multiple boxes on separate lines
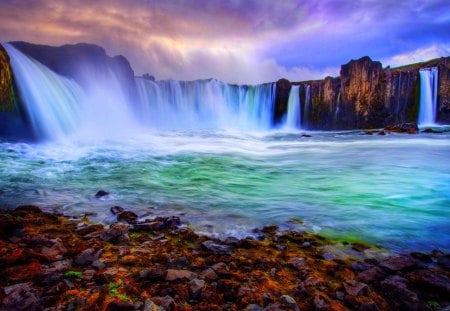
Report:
4,43,278,139
136,78,276,130
418,67,438,126
284,85,301,129
3,43,83,140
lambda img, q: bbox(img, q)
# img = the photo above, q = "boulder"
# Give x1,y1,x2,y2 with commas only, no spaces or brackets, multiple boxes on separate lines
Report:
95,190,110,198
380,255,416,272
201,240,232,255
407,269,450,295
165,269,197,281
280,295,299,311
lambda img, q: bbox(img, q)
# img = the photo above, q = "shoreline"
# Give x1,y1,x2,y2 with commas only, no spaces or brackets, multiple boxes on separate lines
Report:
1,205,449,310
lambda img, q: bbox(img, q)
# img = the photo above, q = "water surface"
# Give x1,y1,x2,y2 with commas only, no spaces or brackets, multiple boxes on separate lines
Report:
0,130,449,253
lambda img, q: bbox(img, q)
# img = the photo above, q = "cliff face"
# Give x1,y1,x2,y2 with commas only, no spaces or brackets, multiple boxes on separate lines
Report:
274,78,291,125
276,56,450,129
10,41,138,105
0,45,15,110
437,57,450,123
0,44,33,140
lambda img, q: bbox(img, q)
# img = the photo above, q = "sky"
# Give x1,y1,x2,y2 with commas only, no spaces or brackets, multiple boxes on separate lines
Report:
0,0,449,84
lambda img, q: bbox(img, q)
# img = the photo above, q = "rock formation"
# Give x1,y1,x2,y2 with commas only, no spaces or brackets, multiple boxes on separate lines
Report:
0,45,33,140
1,41,449,134
275,55,450,129
10,41,139,105
0,44,15,110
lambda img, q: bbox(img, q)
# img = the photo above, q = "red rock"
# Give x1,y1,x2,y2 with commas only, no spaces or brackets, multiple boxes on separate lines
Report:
211,262,230,276
165,269,197,281
4,261,42,282
199,268,218,281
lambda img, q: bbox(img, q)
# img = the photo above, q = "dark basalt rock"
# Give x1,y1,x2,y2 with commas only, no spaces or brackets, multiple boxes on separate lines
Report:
201,240,232,255
384,122,419,134
380,255,417,272
110,206,124,215
95,190,110,198
407,269,450,295
105,301,135,311
117,211,138,224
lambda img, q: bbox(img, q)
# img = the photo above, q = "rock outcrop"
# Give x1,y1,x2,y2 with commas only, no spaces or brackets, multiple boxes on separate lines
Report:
0,44,33,140
276,56,450,129
10,41,139,105
0,44,15,110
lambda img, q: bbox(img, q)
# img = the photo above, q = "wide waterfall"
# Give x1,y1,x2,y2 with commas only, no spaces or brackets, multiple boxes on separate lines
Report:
3,43,83,140
4,44,280,139
285,85,301,129
136,78,276,130
418,67,438,126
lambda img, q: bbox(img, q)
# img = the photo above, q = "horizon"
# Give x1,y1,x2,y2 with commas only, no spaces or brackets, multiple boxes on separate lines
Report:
1,0,449,84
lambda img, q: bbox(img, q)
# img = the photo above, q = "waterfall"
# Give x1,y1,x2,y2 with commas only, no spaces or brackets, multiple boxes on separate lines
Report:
284,85,301,129
334,92,341,124
136,78,276,130
3,43,83,140
418,67,438,126
4,43,278,141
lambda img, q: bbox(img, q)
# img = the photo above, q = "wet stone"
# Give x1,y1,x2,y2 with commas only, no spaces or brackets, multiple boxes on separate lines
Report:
280,295,299,311
380,255,417,272
110,206,124,215
343,280,369,296
407,269,450,295
165,269,197,281
117,211,138,224
357,267,386,283
380,275,421,310
199,268,218,281
201,240,232,255
75,248,101,266
95,190,110,198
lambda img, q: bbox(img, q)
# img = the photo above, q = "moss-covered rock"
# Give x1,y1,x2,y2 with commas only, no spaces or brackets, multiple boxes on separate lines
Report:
0,44,15,111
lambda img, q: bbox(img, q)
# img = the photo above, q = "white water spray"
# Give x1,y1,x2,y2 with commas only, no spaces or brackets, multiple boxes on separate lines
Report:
418,67,438,126
285,85,301,129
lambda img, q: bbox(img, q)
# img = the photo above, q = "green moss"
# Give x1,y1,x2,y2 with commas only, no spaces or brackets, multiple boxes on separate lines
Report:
65,271,82,278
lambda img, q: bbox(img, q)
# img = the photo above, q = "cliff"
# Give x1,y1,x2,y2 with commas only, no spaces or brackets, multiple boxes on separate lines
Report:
10,41,139,105
276,56,450,129
1,41,449,134
0,45,33,140
0,45,15,110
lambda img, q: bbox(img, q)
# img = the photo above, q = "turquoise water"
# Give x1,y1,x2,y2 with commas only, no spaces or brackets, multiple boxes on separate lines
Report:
0,130,449,252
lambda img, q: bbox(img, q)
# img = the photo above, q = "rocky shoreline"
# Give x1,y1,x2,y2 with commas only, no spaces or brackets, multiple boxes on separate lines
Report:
1,205,449,311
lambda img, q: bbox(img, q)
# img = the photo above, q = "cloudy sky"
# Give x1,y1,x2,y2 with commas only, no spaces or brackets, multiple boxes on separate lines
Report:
0,0,449,84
